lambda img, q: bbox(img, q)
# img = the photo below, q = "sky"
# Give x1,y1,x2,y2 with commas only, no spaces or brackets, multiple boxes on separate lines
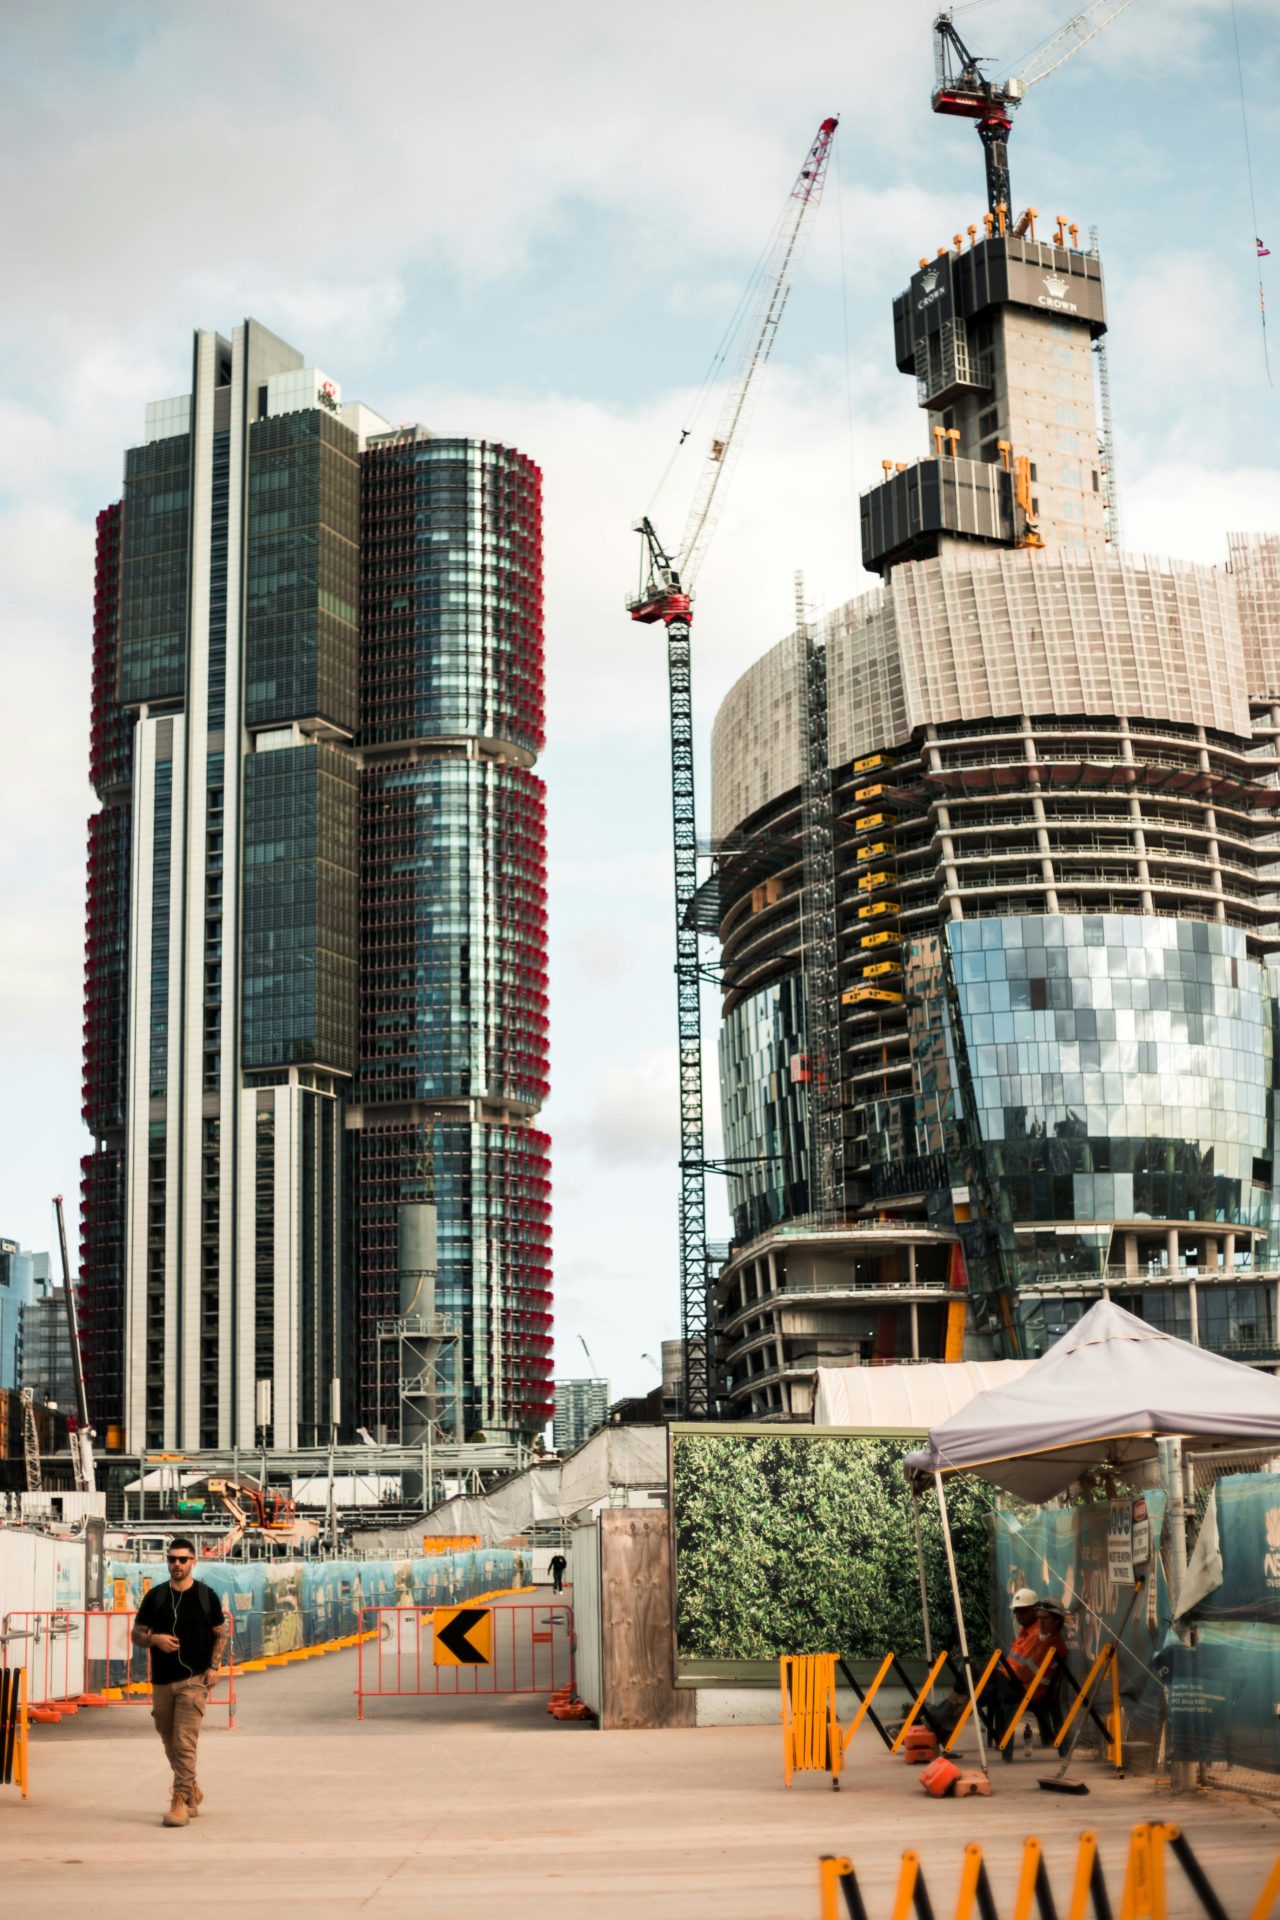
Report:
2,0,1278,1408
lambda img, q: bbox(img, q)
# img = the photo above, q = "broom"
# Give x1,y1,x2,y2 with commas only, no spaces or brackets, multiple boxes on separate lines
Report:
1039,1579,1142,1796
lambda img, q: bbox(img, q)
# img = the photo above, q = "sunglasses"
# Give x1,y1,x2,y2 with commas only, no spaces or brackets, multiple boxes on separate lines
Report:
166,1554,193,1563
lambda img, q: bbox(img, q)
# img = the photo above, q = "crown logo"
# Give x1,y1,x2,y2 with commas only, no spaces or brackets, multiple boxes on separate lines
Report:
1044,273,1069,299
920,268,939,294
1266,1506,1280,1549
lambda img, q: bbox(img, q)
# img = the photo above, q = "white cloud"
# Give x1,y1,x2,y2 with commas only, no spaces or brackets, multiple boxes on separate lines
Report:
1,0,1278,1402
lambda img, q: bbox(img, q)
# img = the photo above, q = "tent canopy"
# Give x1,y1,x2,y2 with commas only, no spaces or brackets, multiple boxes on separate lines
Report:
903,1299,1280,1501
813,1358,1032,1430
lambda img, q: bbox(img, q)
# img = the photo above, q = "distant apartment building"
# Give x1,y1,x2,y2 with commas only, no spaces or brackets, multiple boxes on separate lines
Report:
709,218,1280,1417
553,1378,610,1453
80,321,552,1453
0,1243,50,1393
20,1274,78,1413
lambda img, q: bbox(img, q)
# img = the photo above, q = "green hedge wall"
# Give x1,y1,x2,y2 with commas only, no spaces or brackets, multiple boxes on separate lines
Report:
672,1432,995,1662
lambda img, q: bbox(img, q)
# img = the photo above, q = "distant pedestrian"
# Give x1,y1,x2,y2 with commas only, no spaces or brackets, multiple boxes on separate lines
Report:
131,1537,229,1827
548,1552,568,1594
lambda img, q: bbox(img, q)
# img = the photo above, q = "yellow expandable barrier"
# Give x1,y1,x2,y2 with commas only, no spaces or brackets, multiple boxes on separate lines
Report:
780,1653,844,1789
818,1827,1260,1920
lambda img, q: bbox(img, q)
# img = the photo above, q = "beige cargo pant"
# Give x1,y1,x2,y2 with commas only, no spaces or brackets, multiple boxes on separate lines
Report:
151,1677,208,1797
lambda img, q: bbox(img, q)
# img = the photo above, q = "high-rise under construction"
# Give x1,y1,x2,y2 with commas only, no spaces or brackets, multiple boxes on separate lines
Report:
709,213,1280,1417
80,321,552,1453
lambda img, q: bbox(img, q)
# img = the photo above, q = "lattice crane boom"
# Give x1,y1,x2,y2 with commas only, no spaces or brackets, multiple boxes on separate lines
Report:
676,116,838,589
627,115,838,1418
1017,0,1138,93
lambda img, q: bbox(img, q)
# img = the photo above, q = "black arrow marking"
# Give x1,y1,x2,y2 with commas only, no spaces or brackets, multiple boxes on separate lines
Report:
437,1608,489,1664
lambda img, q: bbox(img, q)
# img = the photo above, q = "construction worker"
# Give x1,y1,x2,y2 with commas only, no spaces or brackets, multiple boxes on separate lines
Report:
131,1537,229,1826
934,1587,1043,1740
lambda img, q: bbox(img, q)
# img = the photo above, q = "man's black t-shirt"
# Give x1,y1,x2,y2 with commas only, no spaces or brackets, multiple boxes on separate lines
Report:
135,1580,224,1685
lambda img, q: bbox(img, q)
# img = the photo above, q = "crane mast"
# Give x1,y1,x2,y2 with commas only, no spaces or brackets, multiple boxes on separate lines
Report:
797,574,843,1226
629,116,838,1419
53,1193,95,1495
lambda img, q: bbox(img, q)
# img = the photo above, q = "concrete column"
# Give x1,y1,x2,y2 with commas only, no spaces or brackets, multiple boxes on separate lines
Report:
1188,1278,1200,1347
907,1241,917,1286
1022,717,1058,913
927,727,964,921
1197,730,1226,924
1118,718,1153,912
1166,1226,1180,1273
1124,1232,1139,1278
1224,1231,1236,1271
910,1299,920,1360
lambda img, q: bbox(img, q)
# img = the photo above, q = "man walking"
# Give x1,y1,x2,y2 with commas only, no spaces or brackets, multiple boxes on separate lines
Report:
548,1550,568,1594
131,1537,229,1827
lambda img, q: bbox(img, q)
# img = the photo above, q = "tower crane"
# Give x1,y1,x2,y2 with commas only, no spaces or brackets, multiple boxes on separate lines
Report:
53,1193,95,1495
932,0,1136,214
628,115,838,1420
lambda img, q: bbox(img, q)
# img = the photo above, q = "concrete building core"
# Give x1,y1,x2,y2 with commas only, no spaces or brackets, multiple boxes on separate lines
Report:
863,231,1108,574
707,220,1280,1419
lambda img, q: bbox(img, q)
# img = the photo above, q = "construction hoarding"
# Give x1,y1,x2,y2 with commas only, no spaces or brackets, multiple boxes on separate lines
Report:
669,1427,993,1674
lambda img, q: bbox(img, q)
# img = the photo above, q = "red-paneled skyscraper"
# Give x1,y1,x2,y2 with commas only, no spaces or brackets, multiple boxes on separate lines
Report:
79,330,552,1451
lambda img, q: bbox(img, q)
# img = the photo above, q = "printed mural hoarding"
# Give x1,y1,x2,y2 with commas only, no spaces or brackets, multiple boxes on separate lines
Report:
671,1430,994,1666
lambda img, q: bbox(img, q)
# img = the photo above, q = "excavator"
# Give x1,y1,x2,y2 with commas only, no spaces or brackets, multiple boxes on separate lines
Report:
199,1477,320,1559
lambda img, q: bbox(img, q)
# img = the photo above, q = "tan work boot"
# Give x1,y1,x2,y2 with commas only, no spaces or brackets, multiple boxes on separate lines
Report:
185,1783,203,1818
162,1792,190,1828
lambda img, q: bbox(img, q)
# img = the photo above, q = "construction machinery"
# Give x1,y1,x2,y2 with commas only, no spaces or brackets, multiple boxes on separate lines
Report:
201,1476,320,1558
629,114,838,1418
932,0,1136,213
19,1389,41,1494
52,1193,95,1495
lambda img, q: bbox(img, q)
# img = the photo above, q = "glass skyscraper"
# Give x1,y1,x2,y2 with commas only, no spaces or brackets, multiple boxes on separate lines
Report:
708,222,1280,1417
80,324,552,1451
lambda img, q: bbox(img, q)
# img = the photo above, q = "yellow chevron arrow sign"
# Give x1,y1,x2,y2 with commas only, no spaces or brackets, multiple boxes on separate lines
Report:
432,1605,493,1667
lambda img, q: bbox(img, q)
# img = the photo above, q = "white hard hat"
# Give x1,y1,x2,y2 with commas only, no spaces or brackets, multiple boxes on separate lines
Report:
1011,1587,1039,1609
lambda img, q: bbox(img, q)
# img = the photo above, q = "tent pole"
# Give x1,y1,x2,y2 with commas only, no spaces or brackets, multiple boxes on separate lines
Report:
934,1468,987,1773
912,1486,933,1666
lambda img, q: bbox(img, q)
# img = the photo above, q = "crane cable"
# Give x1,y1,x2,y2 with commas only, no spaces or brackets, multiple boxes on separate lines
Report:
644,184,797,520
1230,0,1273,389
834,127,860,546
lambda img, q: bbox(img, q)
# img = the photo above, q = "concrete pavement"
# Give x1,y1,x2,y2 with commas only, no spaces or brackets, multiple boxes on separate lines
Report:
2,1589,1276,1919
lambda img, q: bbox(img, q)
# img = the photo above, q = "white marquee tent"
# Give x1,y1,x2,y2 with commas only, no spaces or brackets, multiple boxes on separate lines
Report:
900,1300,1280,1770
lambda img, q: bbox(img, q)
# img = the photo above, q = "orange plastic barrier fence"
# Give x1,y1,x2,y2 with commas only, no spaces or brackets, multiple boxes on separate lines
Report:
1,1610,235,1728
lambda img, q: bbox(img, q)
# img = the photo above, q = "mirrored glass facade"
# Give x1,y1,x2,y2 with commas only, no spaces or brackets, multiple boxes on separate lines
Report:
82,326,553,1449
355,430,552,1440
719,976,810,1240
949,916,1277,1235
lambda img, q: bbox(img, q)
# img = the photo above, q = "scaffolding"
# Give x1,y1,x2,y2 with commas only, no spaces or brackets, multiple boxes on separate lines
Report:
797,578,844,1224
1089,227,1123,550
